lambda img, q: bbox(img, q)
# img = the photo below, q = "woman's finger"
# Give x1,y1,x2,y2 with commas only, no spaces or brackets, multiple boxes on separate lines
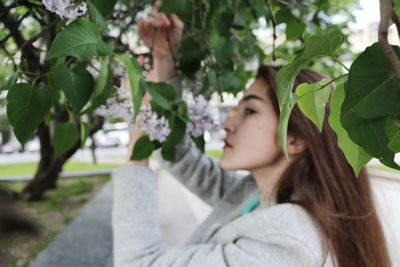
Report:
167,13,184,30
149,10,170,26
149,1,163,18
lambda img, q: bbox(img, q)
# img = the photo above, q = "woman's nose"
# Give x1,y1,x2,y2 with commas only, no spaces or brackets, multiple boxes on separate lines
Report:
223,117,236,133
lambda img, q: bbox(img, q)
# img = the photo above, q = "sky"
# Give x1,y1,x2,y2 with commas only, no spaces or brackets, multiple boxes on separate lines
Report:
353,0,380,28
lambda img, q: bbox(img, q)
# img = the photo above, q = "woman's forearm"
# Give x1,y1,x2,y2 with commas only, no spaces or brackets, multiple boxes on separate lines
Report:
153,56,176,82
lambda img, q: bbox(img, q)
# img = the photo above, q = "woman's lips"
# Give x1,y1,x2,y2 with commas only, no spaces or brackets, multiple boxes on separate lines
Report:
223,140,233,149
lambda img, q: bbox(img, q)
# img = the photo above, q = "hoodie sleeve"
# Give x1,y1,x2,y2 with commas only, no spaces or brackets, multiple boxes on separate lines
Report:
154,76,240,207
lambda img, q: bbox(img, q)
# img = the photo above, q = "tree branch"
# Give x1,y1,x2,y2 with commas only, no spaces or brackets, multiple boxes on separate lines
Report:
0,2,42,74
379,0,400,80
265,0,277,61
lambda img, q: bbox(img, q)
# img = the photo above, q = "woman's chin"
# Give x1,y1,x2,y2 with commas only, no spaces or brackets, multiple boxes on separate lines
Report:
220,157,238,170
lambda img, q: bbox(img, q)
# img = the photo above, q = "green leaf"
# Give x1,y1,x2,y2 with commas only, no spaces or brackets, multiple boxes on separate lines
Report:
386,116,400,153
7,83,56,145
92,0,117,17
88,1,107,31
161,116,186,162
341,43,400,169
81,57,113,114
53,64,94,114
295,79,331,132
286,20,306,40
131,135,155,160
133,77,145,122
47,19,113,61
175,100,192,123
328,82,372,176
276,30,345,156
0,71,19,92
119,52,141,99
342,43,400,119
145,82,175,110
53,122,79,158
179,36,207,78
80,122,90,148
192,135,205,153
159,0,194,22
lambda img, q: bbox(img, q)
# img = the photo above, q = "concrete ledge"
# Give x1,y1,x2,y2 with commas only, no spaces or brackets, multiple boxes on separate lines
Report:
29,181,114,267
367,169,400,182
0,170,113,183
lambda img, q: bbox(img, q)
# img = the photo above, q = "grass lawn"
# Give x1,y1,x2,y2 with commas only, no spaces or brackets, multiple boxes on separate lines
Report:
0,175,110,267
0,161,120,178
206,150,223,160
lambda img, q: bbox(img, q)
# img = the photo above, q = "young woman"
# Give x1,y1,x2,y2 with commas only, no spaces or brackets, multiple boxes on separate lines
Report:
112,3,392,267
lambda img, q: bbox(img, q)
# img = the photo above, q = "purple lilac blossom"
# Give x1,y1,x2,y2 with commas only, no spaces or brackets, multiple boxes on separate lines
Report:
136,104,171,143
187,95,222,137
95,86,133,123
42,0,87,20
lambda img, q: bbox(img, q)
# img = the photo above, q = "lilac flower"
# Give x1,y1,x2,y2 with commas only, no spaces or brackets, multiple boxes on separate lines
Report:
187,95,222,137
136,104,171,142
42,0,87,21
95,86,133,123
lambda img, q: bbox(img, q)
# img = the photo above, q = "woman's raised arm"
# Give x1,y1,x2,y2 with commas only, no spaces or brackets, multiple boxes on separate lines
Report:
130,2,241,206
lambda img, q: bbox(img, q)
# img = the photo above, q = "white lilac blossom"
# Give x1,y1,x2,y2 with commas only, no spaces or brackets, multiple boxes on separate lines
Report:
95,86,133,123
42,0,87,21
187,95,221,137
136,104,171,142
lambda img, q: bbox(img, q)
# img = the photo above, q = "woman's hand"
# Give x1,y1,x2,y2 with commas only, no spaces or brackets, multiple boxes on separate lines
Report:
138,1,184,81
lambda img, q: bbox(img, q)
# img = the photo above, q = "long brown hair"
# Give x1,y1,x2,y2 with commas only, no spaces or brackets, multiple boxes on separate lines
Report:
256,65,391,267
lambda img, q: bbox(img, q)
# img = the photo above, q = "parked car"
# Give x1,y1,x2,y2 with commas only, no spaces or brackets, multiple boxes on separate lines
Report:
86,130,121,148
0,141,23,154
25,138,40,152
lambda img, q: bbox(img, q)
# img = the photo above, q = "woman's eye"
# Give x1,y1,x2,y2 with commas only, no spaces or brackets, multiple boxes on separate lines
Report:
244,108,255,115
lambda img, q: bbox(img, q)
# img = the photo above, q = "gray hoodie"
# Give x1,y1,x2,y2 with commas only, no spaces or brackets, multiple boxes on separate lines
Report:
111,77,333,267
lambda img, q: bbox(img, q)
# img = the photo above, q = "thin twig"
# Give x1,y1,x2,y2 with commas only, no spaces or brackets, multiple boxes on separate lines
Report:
390,9,400,39
3,46,17,71
379,0,400,80
265,0,277,61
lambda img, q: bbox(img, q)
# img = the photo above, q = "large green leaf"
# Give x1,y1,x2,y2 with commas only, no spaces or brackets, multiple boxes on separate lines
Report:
92,0,117,17
119,52,141,99
179,36,207,78
7,83,56,145
145,82,175,110
386,116,400,153
275,8,306,40
328,82,372,176
81,57,113,114
118,53,144,121
161,116,186,162
342,43,400,119
131,135,155,160
276,30,345,156
53,64,94,114
295,79,331,132
133,77,146,123
341,43,400,169
88,1,107,31
80,122,90,149
53,122,79,158
47,19,113,61
159,0,194,22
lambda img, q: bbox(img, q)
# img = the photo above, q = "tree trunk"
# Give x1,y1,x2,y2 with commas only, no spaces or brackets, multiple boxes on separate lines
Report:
17,116,104,201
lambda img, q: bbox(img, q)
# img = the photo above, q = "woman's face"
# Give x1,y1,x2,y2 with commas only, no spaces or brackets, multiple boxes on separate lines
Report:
220,78,284,171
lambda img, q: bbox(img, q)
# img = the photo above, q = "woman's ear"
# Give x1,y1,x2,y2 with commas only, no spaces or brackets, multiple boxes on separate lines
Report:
287,134,308,156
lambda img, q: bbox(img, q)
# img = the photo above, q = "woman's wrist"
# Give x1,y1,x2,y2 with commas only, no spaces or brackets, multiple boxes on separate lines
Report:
153,55,176,82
